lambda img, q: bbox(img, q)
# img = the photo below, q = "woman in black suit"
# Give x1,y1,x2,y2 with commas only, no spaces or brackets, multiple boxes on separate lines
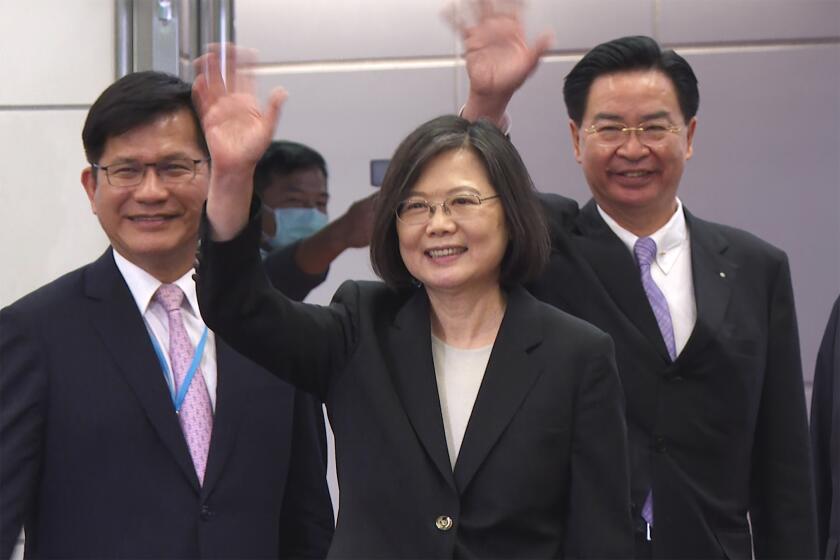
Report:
193,50,634,558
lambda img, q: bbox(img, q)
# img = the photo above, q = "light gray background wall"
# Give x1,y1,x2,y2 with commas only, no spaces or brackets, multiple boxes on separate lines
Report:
2,1,839,556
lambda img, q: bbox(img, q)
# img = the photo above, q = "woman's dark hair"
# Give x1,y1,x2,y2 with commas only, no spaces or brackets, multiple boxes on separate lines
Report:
563,35,699,125
370,115,549,290
82,71,208,164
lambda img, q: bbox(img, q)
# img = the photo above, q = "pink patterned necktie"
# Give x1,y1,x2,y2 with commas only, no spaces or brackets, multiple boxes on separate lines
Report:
154,283,213,484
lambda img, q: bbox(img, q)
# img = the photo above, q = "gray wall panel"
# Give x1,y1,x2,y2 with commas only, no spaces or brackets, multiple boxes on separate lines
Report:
237,0,457,62
526,0,655,51
659,0,840,44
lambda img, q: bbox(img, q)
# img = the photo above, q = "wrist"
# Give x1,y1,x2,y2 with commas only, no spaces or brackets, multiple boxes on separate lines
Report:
206,170,255,241
462,90,512,128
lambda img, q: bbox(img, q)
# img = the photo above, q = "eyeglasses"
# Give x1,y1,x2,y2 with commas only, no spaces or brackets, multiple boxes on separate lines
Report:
584,123,682,147
91,158,210,188
395,193,500,225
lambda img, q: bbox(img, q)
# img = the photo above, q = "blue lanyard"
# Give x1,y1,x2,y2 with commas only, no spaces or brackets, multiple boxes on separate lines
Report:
150,327,209,413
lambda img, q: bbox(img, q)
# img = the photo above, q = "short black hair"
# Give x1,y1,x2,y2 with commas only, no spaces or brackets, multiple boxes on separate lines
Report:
370,115,549,290
564,35,699,125
254,141,329,194
82,71,208,164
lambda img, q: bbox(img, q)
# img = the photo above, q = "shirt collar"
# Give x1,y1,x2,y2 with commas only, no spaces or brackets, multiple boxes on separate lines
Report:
112,249,200,318
596,198,689,275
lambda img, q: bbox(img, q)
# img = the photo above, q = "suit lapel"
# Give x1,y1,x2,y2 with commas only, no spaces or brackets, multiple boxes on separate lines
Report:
575,201,672,361
388,289,455,490
201,339,254,496
677,210,734,363
85,249,200,491
453,287,544,493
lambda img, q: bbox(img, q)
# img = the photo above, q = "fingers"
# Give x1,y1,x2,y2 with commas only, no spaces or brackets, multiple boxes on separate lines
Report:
194,43,260,95
196,49,226,97
441,1,467,35
471,0,495,21
230,45,259,95
223,43,238,88
461,0,525,25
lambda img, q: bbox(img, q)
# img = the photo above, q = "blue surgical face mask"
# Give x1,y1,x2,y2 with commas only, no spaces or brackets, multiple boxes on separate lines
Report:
264,206,328,251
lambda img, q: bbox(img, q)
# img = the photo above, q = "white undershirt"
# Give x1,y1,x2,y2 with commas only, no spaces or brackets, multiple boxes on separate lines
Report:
597,199,697,355
113,250,218,410
431,334,493,468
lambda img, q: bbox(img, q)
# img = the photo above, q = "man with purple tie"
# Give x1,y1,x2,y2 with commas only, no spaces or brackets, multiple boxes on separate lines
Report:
454,2,818,557
0,71,333,559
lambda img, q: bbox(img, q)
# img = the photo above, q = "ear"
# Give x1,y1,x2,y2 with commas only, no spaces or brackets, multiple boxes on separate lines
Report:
81,167,98,215
569,119,583,164
684,117,697,160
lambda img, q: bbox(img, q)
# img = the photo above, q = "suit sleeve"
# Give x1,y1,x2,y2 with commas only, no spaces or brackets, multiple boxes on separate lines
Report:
277,391,334,559
749,254,819,557
0,305,47,560
811,295,840,558
196,202,358,401
564,333,635,558
263,240,328,302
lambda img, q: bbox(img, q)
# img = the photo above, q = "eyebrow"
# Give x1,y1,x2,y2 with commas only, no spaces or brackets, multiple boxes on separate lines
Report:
591,111,673,122
640,111,672,121
408,185,483,198
103,152,200,164
591,113,624,122
281,184,329,196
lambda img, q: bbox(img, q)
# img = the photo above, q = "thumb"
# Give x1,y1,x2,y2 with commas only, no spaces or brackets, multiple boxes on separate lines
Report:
529,30,554,69
263,87,289,133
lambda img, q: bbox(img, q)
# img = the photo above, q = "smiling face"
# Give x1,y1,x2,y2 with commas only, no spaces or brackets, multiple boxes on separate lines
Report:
396,148,508,297
570,69,696,233
81,108,209,281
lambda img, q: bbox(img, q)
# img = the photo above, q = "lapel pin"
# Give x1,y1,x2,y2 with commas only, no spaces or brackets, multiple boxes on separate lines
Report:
719,272,726,278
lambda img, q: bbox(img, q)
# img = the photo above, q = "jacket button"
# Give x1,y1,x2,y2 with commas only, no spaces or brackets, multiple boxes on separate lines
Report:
200,504,212,521
434,515,453,531
654,436,667,453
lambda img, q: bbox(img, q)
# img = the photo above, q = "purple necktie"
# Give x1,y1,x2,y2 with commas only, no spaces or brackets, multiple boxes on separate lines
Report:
634,237,677,361
634,237,677,530
154,284,213,484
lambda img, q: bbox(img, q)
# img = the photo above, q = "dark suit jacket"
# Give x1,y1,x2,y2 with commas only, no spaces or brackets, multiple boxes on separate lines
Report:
530,195,818,559
0,249,334,559
195,214,635,558
812,295,840,559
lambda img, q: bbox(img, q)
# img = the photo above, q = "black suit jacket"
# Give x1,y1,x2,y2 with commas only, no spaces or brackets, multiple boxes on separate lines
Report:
195,214,635,558
0,249,334,559
812,295,840,559
530,195,818,559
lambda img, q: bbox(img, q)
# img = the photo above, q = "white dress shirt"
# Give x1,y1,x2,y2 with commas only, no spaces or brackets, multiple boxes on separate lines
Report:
113,250,218,410
597,199,697,355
